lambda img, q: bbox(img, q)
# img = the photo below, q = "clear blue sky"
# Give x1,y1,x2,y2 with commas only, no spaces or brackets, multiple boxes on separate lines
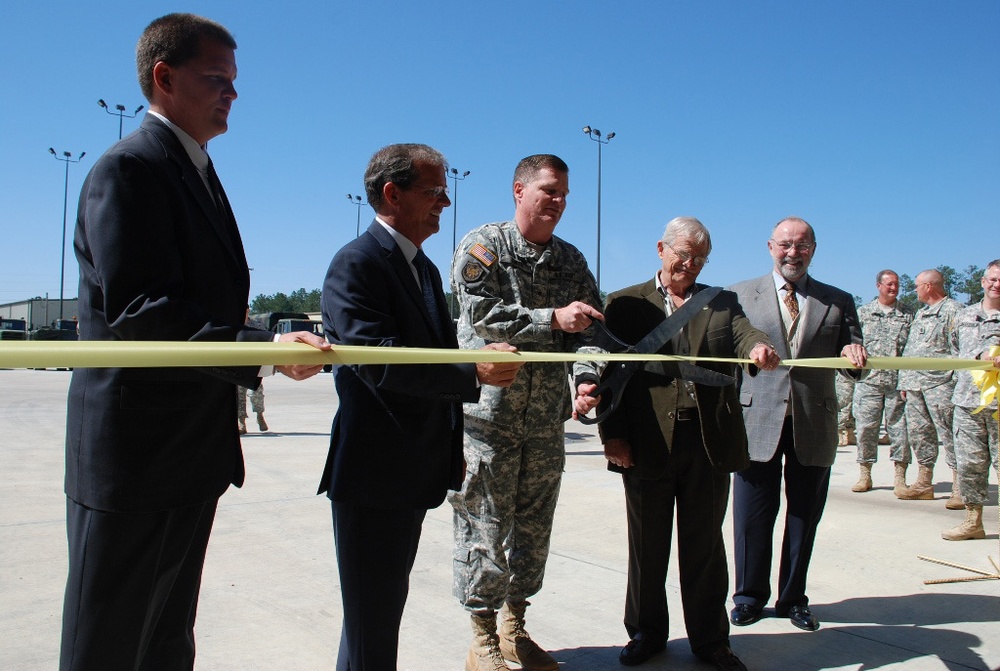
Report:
2,1,997,310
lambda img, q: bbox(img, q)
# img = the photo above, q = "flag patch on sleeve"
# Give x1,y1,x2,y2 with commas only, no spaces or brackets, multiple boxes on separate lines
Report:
469,243,497,267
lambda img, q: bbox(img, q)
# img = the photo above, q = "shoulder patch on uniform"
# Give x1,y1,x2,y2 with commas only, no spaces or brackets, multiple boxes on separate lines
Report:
462,262,485,283
468,243,497,267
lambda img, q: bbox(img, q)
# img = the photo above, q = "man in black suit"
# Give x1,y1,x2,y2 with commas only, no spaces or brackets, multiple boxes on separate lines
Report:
575,217,778,670
62,14,329,671
319,143,522,670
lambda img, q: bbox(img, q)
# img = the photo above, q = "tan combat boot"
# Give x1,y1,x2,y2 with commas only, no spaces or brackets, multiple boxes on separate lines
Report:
237,418,247,435
897,464,934,500
838,430,849,447
941,504,986,541
257,412,268,432
846,428,856,445
945,469,965,510
892,462,909,498
498,601,558,671
851,463,873,492
467,612,511,671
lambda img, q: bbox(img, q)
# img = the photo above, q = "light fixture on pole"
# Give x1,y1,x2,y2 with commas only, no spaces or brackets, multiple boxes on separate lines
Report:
447,168,471,318
582,125,615,290
98,99,145,139
49,147,87,320
346,194,366,237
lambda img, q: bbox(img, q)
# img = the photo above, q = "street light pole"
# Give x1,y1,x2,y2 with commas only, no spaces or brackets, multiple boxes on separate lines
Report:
346,194,366,237
582,126,615,291
447,168,471,318
98,100,144,140
49,148,86,321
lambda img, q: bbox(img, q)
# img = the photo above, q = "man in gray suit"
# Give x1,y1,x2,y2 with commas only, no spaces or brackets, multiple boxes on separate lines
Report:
728,217,867,633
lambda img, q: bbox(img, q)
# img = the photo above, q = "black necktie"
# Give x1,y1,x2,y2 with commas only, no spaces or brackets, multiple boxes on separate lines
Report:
413,250,444,336
205,157,242,250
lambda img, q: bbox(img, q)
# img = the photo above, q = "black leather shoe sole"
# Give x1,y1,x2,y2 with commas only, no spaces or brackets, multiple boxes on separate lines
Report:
619,637,666,666
729,604,763,627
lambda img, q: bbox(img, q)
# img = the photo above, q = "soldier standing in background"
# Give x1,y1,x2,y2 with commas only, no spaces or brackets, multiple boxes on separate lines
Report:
896,269,964,505
851,270,913,495
449,154,603,671
236,383,266,434
836,375,856,446
942,260,1000,541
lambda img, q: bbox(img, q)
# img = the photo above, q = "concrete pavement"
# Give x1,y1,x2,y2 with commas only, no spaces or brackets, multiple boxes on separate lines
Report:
1,368,997,670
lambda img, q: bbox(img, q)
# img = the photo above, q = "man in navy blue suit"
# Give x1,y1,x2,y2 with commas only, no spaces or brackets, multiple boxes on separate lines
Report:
62,13,329,671
319,143,523,670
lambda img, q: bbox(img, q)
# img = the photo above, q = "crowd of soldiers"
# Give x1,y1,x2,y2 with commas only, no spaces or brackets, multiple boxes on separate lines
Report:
837,266,1000,542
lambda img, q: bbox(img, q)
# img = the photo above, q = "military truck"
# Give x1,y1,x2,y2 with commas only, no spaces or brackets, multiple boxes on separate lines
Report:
0,318,28,341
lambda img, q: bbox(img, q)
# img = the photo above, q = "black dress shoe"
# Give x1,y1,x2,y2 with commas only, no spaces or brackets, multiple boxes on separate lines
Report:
729,604,763,627
787,605,819,631
619,634,666,666
695,645,749,671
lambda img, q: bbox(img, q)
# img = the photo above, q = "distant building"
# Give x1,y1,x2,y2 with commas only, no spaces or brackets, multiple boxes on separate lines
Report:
0,298,78,331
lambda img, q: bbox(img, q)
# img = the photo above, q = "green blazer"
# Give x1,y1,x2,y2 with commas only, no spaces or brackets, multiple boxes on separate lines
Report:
593,280,771,478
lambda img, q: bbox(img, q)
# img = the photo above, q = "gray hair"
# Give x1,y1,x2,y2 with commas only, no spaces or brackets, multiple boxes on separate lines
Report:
662,216,712,254
876,269,898,284
364,143,446,210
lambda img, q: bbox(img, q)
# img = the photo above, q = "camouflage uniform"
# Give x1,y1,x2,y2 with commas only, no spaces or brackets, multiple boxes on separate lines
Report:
950,303,1000,506
836,374,856,434
897,298,963,468
449,221,601,611
237,384,264,421
853,299,913,464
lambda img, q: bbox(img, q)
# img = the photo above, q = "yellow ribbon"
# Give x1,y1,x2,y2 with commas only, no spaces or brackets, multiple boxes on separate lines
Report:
0,340,997,374
969,345,1000,420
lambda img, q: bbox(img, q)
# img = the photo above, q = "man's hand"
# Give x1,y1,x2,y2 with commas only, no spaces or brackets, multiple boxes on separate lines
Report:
749,343,781,371
840,343,868,368
604,438,634,469
573,382,601,420
475,342,523,387
552,302,604,333
275,331,332,380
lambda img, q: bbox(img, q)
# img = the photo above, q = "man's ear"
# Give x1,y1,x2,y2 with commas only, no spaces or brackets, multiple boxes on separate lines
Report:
383,182,399,205
513,180,524,203
152,61,172,95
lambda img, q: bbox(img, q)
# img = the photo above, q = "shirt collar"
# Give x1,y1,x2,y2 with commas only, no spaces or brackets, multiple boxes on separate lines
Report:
375,217,419,264
148,110,210,173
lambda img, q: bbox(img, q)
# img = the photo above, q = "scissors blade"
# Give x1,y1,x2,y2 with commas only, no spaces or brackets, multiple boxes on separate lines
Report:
644,360,736,387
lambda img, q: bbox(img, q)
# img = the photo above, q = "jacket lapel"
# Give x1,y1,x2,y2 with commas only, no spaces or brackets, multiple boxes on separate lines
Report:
369,222,444,343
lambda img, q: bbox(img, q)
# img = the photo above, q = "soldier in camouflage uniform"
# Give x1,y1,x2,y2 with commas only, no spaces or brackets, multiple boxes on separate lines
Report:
236,383,266,434
449,155,603,671
851,270,914,495
896,269,964,504
836,375,856,445
942,260,1000,541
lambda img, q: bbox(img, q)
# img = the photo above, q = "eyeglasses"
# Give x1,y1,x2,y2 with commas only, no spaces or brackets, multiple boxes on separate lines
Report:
410,184,449,198
770,239,815,254
667,244,709,267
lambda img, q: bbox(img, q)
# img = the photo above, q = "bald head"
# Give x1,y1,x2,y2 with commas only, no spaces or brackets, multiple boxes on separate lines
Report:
915,269,946,306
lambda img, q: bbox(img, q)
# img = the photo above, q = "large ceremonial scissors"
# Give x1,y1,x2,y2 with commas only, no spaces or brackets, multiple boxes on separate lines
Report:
577,286,735,425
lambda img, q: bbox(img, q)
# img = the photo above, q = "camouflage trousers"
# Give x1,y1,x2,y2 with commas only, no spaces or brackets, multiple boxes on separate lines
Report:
902,385,955,469
836,375,856,432
236,384,264,420
952,405,999,507
853,383,909,464
449,415,565,611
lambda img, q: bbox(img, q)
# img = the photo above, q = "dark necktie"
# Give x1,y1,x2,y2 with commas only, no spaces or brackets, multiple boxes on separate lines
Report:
205,157,242,250
783,281,800,321
413,250,444,336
